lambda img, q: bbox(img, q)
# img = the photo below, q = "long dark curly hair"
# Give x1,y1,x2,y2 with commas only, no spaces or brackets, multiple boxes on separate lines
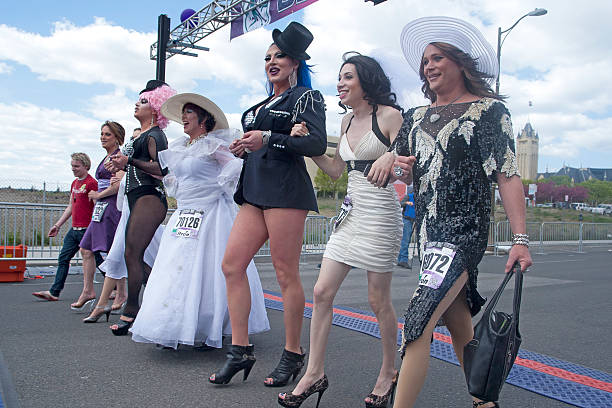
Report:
419,42,504,103
338,51,403,113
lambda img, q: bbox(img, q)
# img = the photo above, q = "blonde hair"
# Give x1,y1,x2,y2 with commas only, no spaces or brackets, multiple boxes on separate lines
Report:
71,152,91,170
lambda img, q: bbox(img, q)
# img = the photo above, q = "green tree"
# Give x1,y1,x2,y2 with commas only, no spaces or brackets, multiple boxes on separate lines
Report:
579,179,612,205
548,175,572,186
314,168,348,199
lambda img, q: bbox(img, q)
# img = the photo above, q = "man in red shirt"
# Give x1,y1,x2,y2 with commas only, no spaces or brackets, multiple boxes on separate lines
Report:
33,153,101,301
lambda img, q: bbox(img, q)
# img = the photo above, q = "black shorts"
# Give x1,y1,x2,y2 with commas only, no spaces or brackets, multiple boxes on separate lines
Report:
126,185,167,211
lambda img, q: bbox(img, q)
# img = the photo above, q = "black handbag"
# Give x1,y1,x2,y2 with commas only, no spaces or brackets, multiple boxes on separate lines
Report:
463,262,523,402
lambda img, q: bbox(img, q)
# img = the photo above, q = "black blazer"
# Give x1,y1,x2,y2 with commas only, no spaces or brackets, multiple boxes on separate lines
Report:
234,86,327,211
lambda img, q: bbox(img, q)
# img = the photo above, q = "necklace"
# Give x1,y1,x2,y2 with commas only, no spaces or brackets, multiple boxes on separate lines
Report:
187,133,207,146
429,93,465,123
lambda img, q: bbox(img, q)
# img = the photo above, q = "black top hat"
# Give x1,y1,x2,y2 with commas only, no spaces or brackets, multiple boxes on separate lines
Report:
272,21,313,61
140,79,168,94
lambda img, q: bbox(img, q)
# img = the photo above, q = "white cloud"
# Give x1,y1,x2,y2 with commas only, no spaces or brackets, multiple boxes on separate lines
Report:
1,0,611,185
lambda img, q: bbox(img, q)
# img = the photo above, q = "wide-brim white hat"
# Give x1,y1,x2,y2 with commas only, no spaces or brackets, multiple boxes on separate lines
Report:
400,16,498,85
161,93,229,131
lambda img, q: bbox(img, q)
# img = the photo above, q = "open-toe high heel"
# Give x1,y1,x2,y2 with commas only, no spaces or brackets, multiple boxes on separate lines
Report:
265,347,306,387
111,301,126,315
70,298,96,313
278,374,328,408
83,306,111,323
209,345,256,385
110,314,136,336
473,402,499,407
364,371,398,408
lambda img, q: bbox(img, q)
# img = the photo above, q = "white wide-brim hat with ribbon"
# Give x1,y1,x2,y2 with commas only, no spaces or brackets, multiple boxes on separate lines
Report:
400,16,498,85
161,93,229,131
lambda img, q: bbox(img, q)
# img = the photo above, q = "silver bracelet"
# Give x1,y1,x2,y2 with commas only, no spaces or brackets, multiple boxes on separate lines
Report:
512,233,529,247
262,130,272,145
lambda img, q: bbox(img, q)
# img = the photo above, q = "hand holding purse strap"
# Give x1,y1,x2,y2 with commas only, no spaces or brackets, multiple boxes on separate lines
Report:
483,262,524,329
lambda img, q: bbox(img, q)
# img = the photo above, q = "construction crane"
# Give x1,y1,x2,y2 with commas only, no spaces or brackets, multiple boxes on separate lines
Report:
150,1,272,80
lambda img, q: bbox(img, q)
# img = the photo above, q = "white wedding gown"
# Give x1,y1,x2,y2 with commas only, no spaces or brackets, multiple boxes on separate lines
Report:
130,130,270,348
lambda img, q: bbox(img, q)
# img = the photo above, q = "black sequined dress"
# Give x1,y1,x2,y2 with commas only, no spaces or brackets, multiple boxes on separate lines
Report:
393,98,520,353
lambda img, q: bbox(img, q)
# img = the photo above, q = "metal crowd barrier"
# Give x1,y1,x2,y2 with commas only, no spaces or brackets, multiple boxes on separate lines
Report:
0,203,333,262
2,202,611,263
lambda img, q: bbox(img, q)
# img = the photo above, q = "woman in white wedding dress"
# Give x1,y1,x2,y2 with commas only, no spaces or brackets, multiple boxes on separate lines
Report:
130,93,270,349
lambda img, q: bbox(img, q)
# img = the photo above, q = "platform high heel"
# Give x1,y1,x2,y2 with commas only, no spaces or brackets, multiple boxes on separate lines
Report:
473,402,499,407
110,313,136,336
209,345,256,385
278,374,328,408
364,371,398,408
83,306,111,323
265,347,306,387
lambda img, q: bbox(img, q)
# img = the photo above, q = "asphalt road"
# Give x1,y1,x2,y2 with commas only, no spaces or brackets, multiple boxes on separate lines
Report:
1,244,610,407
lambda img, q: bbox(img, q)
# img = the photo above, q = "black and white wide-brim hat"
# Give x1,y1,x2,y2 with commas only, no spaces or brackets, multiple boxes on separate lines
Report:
400,16,498,85
161,93,229,131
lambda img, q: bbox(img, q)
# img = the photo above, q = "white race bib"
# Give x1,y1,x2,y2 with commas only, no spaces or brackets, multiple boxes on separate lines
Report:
91,201,109,223
171,209,204,238
418,242,457,289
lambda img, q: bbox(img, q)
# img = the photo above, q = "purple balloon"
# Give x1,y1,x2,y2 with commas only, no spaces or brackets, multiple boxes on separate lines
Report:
180,9,198,29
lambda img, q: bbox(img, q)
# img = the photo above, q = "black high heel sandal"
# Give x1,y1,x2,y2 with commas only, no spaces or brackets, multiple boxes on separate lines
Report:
473,402,499,407
278,374,328,408
209,345,256,385
265,347,306,387
110,313,136,336
364,371,398,408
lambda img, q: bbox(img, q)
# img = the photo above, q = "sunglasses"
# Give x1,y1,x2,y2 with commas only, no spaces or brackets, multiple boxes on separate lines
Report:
139,98,149,104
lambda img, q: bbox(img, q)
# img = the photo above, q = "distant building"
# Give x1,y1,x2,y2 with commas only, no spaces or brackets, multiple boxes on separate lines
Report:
538,166,612,183
515,122,539,181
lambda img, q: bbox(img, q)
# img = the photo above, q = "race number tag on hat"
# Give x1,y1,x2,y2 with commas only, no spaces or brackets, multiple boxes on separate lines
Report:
419,242,457,289
92,202,109,223
171,209,204,238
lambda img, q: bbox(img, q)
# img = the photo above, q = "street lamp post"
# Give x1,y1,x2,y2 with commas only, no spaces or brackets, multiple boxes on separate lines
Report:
495,8,547,95
488,8,547,249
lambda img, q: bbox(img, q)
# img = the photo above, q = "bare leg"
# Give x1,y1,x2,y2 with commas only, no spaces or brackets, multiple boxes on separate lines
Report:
393,271,468,408
111,278,127,309
84,275,118,320
72,248,97,306
365,271,398,403
289,257,350,396
222,204,269,346
265,208,308,352
263,208,308,385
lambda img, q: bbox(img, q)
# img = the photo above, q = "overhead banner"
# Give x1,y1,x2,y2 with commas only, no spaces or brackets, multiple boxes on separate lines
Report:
230,0,319,40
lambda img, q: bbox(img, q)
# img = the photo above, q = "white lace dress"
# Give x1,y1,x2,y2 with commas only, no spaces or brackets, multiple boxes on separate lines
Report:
130,130,270,348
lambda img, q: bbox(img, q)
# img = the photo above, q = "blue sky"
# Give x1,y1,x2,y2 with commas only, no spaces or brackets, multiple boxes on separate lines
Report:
1,0,611,187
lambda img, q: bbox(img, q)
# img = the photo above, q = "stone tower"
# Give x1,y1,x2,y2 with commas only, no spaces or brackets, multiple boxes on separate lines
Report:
516,122,539,181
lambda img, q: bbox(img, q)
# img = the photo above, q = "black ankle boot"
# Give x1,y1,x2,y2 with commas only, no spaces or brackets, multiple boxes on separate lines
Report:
209,345,256,385
265,347,306,387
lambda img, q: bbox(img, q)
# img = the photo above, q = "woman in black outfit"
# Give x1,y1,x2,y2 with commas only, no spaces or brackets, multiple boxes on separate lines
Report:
106,80,176,335
209,22,327,386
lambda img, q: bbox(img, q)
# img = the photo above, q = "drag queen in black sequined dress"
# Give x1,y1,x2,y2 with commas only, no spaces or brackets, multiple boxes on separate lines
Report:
369,17,532,408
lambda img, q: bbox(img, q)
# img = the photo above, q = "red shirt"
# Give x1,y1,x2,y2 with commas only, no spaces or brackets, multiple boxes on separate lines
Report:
71,175,98,228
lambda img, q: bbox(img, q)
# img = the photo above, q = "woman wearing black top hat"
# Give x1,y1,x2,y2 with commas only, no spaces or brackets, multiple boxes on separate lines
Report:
209,22,327,386
106,80,176,335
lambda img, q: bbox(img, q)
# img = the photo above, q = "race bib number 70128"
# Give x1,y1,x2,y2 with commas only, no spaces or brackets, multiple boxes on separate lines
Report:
171,209,204,238
419,242,457,289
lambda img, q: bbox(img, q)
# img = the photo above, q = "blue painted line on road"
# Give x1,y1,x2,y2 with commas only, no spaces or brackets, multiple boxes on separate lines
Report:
263,290,612,408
